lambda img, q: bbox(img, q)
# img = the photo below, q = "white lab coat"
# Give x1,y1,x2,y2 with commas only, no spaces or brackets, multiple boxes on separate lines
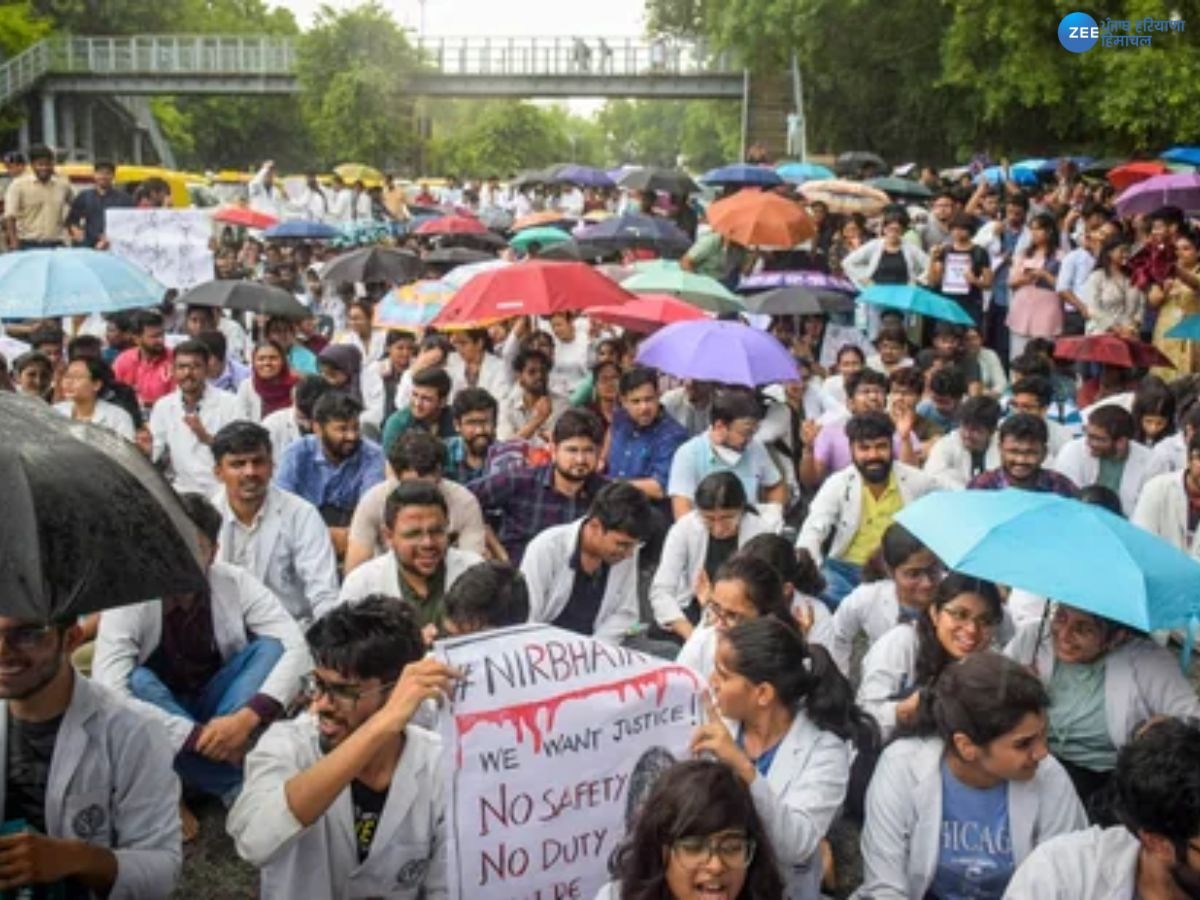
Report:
813,580,905,676
0,676,182,899
262,407,303,462
854,736,1086,900
234,379,264,422
211,485,341,626
520,520,640,644
855,623,920,741
394,351,512,410
148,386,242,495
679,596,832,682
336,547,482,615
53,398,135,441
649,510,773,626
1004,621,1200,749
797,463,940,565
248,164,284,219
93,561,312,753
228,716,447,899
1146,429,1185,478
1052,436,1153,516
1131,469,1200,557
923,429,1000,490
1001,825,1139,899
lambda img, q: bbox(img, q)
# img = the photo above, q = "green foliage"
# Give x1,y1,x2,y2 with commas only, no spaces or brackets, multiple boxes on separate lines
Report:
595,98,738,169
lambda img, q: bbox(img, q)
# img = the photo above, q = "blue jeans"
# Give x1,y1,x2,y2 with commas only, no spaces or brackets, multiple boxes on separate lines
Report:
820,558,862,610
130,637,284,801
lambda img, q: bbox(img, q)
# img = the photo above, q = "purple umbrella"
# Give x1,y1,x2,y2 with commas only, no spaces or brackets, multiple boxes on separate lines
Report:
548,164,616,189
635,319,798,387
738,270,858,295
1115,172,1200,217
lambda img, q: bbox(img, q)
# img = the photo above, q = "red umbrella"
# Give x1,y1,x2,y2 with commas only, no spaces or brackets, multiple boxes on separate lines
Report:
1054,334,1173,369
430,260,636,328
212,205,278,229
415,215,488,236
1107,161,1169,193
588,293,709,333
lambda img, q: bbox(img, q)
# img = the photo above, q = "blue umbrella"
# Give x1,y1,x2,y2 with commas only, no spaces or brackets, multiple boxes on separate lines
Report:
1162,146,1200,166
976,165,1039,187
1037,156,1094,174
700,164,783,188
0,249,166,317
575,213,691,254
635,319,797,387
548,164,615,189
858,284,975,326
776,162,835,184
263,220,341,240
896,490,1200,634
1165,315,1200,341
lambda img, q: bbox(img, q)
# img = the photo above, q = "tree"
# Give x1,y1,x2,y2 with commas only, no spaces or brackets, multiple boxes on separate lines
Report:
681,100,740,169
430,101,572,176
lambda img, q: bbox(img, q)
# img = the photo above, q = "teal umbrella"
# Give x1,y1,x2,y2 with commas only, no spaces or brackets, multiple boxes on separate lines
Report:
1166,315,1200,341
777,162,835,184
510,226,572,253
0,249,166,317
858,283,974,326
622,268,745,314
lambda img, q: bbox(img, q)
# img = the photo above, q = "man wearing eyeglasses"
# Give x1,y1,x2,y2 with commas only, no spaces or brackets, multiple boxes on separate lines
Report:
228,596,458,899
335,482,482,640
0,616,181,897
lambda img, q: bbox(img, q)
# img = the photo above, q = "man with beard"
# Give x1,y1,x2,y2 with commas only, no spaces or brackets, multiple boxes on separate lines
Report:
228,597,455,899
443,387,498,485
970,414,1080,497
112,309,175,410
148,339,241,495
520,482,652,645
497,346,567,443
262,374,334,463
668,388,786,520
1054,405,1153,516
93,494,309,841
471,409,607,564
1004,717,1200,899
0,614,180,897
337,482,482,642
798,411,938,607
275,391,386,558
3,144,72,249
210,422,340,628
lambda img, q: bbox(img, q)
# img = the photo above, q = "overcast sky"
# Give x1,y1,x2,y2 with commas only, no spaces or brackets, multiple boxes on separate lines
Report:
280,0,646,36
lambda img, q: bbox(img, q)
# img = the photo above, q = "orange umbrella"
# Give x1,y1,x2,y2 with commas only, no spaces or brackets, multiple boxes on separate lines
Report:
1107,161,1169,192
706,189,815,249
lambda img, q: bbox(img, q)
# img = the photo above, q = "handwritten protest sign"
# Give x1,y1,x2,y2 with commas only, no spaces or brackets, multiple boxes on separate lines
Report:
436,624,702,900
107,208,213,291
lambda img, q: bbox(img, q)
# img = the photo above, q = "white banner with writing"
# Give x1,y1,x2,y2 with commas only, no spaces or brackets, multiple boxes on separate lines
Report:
107,208,213,291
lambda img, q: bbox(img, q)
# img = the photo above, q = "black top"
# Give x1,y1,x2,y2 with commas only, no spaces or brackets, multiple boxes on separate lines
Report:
873,248,910,285
553,542,610,636
5,711,62,833
351,779,388,863
704,534,740,583
66,187,134,247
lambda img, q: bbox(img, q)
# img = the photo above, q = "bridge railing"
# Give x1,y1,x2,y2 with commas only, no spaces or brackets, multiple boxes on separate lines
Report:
0,40,51,107
43,35,297,77
412,36,736,78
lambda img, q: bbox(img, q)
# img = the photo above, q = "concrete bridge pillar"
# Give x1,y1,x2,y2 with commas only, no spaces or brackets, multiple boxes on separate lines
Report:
39,90,57,149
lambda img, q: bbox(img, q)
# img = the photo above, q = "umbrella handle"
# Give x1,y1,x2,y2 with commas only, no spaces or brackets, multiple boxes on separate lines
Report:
1031,602,1051,674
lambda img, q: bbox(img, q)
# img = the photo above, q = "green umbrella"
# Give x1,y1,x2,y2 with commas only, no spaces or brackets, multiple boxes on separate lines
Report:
510,226,572,253
622,268,745,314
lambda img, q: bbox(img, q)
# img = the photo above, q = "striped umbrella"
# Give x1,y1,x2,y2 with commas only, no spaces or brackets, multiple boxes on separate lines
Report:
798,179,890,216
374,280,456,331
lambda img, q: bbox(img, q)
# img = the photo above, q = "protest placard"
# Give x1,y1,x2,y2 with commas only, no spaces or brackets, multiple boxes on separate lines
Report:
106,208,214,291
436,624,703,900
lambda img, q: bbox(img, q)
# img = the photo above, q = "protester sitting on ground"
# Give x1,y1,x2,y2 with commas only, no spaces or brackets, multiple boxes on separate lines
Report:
235,341,296,422
93,494,310,841
1133,430,1200,554
607,365,689,509
1004,602,1200,820
55,355,136,440
650,472,773,642
209,422,339,628
262,373,333,463
1008,375,1074,456
1130,374,1176,448
228,597,457,899
693,615,879,899
0,611,182,897
264,316,319,376
969,413,1080,496
858,653,1086,899
381,365,457,453
1053,404,1153,515
1002,716,1200,898
12,350,53,401
112,309,174,409
346,429,487,574
442,561,531,636
497,346,569,443
66,333,144,429
924,394,1003,489
820,343,866,409
443,387,499,485
857,573,1004,741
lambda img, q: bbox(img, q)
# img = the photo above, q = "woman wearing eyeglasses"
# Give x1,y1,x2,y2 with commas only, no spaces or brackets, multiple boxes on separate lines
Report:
1003,603,1200,818
857,573,1003,741
598,759,784,900
857,652,1086,900
690,616,879,899
651,473,773,642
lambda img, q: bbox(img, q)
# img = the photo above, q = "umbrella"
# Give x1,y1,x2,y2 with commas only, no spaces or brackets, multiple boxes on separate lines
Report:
414,215,487,236
438,230,508,251
1162,146,1200,167
895,490,1200,634
477,206,514,230
776,162,835,184
699,164,783,188
858,284,975,326
635,319,798,387
834,151,886,176
587,293,709,333
867,176,933,200
799,179,890,216
0,249,166,318
706,189,815,249
212,205,278,229
375,280,456,331
513,210,576,232
178,280,310,320
1107,161,1169,192
737,269,857,295
262,220,340,241
510,226,573,253
441,258,511,290
334,163,383,186
742,286,855,316
536,239,612,262
618,167,700,196
430,260,636,327
622,268,745,314
0,392,207,620
546,164,615,189
1053,334,1172,369
334,219,393,246
976,165,1039,187
321,247,422,285
423,246,497,268
574,213,691,255
1115,172,1200,217
1166,315,1200,341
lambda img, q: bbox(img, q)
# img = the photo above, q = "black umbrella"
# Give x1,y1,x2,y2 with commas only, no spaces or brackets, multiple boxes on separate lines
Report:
179,279,310,319
536,239,612,262
1081,157,1126,178
424,246,497,267
322,247,423,285
618,167,701,196
835,151,887,176
437,230,508,251
742,286,855,316
0,393,207,621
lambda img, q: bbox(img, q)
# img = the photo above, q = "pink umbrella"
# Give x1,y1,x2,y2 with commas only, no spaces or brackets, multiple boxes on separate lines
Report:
1115,172,1200,218
588,294,709,333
